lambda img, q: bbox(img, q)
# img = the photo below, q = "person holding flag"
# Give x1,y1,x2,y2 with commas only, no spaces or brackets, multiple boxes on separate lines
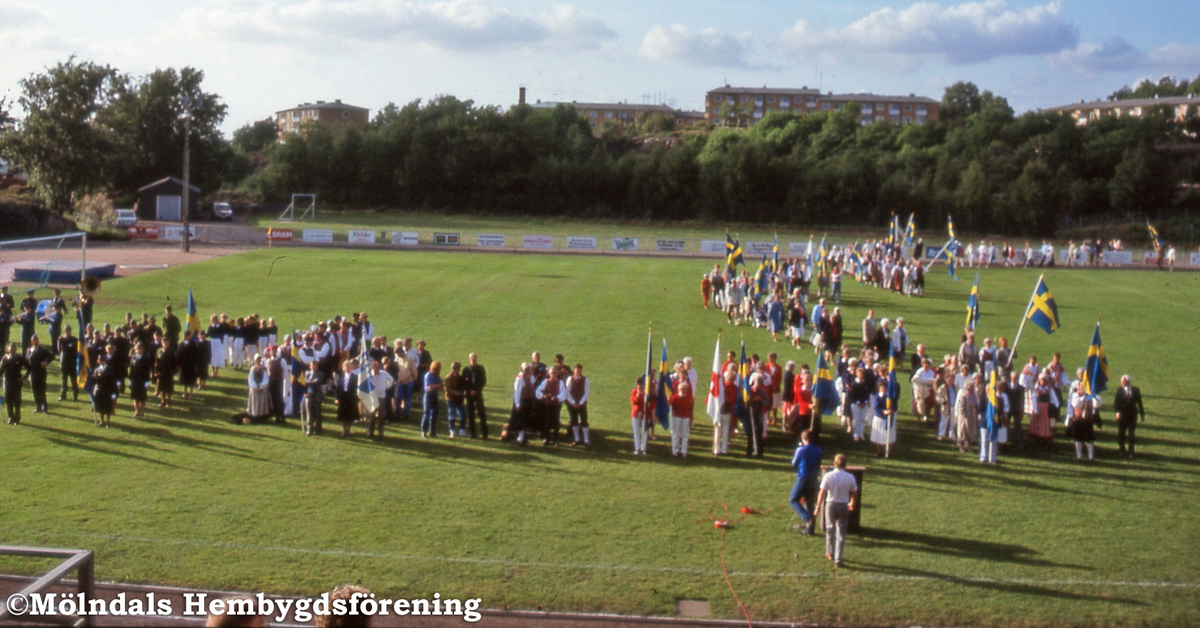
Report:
184,288,201,336
1148,223,1165,270
966,273,980,331
980,368,1007,465
1067,378,1100,462
629,374,655,455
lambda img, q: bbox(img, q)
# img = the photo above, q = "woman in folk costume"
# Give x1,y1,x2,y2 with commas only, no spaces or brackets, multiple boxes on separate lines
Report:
228,316,245,369
206,314,225,377
869,380,896,457
247,354,272,420
1026,371,1058,450
954,378,979,453
1067,380,1100,462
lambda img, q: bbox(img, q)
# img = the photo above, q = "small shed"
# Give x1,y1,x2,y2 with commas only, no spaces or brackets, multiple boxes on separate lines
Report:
136,177,200,222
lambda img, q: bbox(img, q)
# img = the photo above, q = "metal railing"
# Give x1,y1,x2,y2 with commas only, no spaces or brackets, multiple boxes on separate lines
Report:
0,546,94,627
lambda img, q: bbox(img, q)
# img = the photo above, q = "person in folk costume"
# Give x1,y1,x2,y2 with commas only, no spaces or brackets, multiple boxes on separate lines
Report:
954,378,979,454
503,363,533,444
247,354,271,421
1068,380,1101,462
781,360,798,435
243,315,261,366
712,369,737,456
301,359,325,436
177,330,199,399
420,360,443,438
155,337,178,408
444,360,467,438
701,273,712,309
205,315,224,378
669,380,695,457
869,380,896,457
193,330,210,391
936,370,957,441
1026,371,1058,451
564,363,591,447
629,374,655,455
128,341,153,418
334,360,360,437
536,364,566,446
92,349,120,427
744,367,766,457
228,316,246,369
767,294,784,343
789,291,808,350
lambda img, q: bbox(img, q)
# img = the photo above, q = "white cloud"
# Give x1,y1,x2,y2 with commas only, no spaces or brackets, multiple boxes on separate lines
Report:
639,24,756,69
1049,39,1200,78
0,0,47,28
774,0,1078,66
183,0,615,53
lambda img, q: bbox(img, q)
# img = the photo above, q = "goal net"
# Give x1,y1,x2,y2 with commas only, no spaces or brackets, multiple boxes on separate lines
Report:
0,231,89,288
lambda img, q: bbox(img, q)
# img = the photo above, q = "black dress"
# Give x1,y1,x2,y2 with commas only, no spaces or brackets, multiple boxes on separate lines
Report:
93,363,118,415
129,353,153,402
156,347,177,395
178,340,198,388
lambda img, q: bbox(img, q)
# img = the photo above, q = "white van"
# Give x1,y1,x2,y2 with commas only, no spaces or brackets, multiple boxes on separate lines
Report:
115,209,138,227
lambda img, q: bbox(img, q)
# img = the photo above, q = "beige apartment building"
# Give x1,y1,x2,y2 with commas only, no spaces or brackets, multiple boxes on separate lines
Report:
276,100,370,135
1044,95,1200,125
704,85,939,125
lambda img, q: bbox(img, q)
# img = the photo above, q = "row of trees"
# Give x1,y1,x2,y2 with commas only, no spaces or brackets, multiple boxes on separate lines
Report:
2,57,1198,237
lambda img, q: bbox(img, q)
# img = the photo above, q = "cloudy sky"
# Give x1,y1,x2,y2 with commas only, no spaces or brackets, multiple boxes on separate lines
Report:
1,0,1197,133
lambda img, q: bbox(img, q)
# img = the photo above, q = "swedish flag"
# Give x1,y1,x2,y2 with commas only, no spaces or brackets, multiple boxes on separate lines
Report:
813,350,839,416
984,366,1000,438
817,235,828,274
947,214,956,240
185,287,201,335
966,272,980,330
905,213,916,248
1148,223,1164,250
1027,277,1060,334
886,345,900,412
726,233,745,269
772,234,779,272
1083,322,1109,396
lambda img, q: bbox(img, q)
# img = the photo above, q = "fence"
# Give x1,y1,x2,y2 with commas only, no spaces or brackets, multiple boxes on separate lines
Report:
0,545,95,627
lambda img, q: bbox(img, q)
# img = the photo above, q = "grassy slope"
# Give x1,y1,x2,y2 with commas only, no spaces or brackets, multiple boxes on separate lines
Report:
1,248,1197,627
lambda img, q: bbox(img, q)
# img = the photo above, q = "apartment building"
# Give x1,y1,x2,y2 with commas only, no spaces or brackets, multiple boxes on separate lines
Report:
275,100,370,135
531,100,705,130
704,85,939,125
1044,95,1200,125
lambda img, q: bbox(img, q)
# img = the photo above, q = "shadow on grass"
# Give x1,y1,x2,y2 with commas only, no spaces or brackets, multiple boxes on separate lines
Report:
854,527,1094,571
23,424,187,470
847,558,1147,606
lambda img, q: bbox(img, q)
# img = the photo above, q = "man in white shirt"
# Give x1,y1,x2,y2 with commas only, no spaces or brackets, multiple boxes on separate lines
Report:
815,454,859,567
364,360,394,439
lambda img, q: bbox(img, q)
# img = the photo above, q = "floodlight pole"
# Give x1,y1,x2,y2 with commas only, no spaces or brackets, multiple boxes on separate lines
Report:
181,97,194,253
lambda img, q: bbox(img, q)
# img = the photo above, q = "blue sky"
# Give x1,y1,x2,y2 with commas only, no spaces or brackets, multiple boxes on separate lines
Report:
1,0,1197,133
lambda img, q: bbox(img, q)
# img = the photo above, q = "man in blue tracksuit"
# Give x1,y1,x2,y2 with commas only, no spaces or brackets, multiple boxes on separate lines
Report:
790,429,823,535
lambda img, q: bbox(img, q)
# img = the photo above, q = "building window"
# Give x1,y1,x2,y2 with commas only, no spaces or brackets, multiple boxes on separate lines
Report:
903,104,912,111
822,102,831,110
590,111,597,117
727,96,734,103
606,111,613,118
766,96,775,103
753,110,763,118
889,105,900,115
861,104,872,114
862,116,872,125
780,98,790,107
903,117,911,124
916,107,927,115
807,98,817,107
343,111,350,118
740,95,749,102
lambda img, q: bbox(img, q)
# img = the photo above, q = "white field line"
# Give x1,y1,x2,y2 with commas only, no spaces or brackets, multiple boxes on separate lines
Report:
7,531,1197,591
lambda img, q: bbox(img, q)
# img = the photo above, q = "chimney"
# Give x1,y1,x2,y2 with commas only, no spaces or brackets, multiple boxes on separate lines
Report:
519,87,526,105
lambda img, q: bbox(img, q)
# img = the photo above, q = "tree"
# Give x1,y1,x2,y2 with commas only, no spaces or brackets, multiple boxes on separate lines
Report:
101,66,229,200
0,58,124,212
232,118,279,154
941,81,982,124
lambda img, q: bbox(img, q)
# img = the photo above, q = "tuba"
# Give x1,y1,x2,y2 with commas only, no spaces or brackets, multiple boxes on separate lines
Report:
80,276,102,297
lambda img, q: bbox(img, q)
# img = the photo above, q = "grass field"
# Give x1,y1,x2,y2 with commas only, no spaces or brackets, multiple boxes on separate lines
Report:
1,247,1198,627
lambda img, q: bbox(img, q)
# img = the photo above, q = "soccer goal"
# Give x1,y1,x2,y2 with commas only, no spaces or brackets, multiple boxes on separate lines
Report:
0,231,90,288
278,194,316,221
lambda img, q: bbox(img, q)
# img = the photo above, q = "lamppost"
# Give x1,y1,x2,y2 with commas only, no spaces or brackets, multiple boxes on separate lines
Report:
180,96,195,253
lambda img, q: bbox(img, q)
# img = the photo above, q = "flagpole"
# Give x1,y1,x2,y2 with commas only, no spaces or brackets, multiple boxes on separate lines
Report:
644,323,653,426
924,240,952,272
1007,274,1044,368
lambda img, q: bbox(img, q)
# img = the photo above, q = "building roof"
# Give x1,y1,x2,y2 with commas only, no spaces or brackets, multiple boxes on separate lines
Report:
1044,94,1200,112
708,86,820,96
536,101,676,113
276,100,369,114
820,93,938,104
137,176,201,194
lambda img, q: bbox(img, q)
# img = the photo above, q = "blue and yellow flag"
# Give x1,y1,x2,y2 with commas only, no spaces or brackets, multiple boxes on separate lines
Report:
1027,277,1060,334
77,338,90,392
185,287,201,335
1083,321,1109,396
726,232,745,269
1148,223,1164,250
886,345,900,412
984,366,999,438
905,213,916,248
947,214,956,240
817,235,828,275
813,349,839,416
772,234,779,272
656,337,671,428
887,214,896,245
947,246,957,281
736,340,750,422
966,272,980,330
848,243,863,276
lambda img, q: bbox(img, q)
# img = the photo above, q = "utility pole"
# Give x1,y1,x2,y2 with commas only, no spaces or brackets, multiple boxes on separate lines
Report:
181,96,194,253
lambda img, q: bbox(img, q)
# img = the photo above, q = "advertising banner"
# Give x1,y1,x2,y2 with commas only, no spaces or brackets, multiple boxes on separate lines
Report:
161,225,197,241
1191,252,1200,266
265,228,293,242
477,234,505,247
390,231,419,246
745,241,773,256
348,229,376,244
302,229,333,243
127,226,159,240
700,240,726,255
612,237,639,251
523,235,554,249
655,239,686,253
1102,251,1133,265
434,233,460,245
566,237,597,250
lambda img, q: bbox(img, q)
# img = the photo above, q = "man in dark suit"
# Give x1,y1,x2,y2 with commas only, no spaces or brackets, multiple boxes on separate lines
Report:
1,343,29,424
1113,375,1145,458
26,335,54,413
464,352,488,439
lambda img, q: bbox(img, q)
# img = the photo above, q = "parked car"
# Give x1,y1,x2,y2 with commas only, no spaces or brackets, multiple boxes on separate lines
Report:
213,202,234,221
114,209,138,227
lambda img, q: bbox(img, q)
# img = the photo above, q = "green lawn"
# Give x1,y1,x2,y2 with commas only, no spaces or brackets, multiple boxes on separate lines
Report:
2,248,1197,627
